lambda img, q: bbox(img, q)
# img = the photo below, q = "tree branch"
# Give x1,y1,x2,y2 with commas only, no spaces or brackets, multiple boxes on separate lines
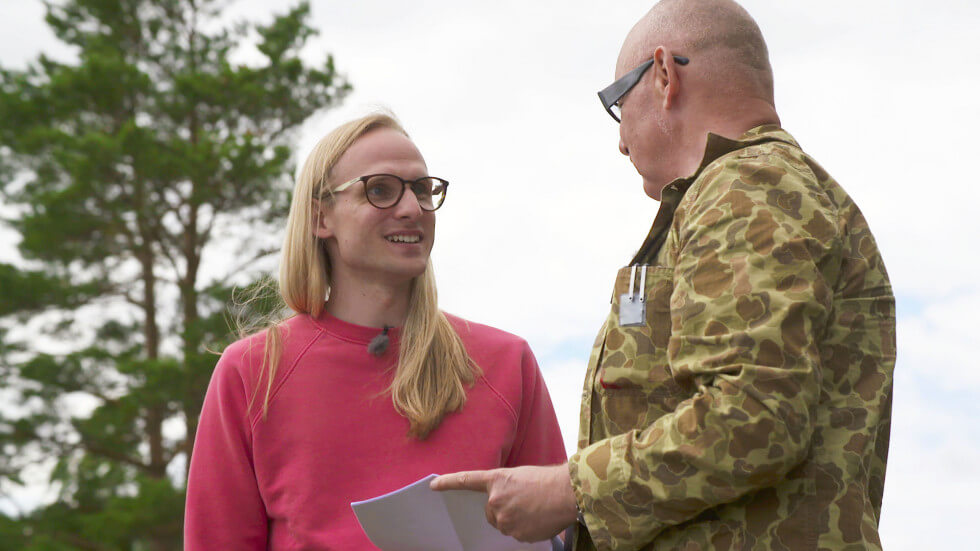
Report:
209,247,278,288
75,440,149,474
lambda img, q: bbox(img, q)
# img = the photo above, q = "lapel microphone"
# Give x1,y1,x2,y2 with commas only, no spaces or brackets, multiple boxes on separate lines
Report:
368,325,391,356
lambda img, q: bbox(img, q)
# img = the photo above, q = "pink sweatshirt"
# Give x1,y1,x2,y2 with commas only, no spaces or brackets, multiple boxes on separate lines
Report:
184,311,567,549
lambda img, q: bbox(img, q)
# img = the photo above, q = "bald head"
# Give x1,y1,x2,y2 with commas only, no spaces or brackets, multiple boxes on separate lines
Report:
612,0,780,198
623,0,774,104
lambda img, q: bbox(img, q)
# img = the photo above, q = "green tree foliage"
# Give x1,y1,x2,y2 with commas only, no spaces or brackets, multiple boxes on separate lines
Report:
0,1,349,548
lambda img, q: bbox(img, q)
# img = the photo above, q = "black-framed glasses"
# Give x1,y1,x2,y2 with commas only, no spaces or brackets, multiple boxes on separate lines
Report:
327,173,448,211
597,55,689,123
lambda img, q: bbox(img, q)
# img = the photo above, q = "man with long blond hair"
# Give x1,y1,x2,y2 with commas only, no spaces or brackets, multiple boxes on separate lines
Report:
184,112,566,549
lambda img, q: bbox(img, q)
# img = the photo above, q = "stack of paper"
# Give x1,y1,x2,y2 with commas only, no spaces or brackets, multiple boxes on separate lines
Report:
351,474,559,551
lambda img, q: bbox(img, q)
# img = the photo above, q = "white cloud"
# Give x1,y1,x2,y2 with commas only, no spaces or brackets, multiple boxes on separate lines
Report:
880,366,980,550
540,358,589,457
900,291,980,390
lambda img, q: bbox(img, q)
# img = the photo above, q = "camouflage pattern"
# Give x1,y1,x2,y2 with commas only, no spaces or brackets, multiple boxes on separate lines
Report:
568,126,896,550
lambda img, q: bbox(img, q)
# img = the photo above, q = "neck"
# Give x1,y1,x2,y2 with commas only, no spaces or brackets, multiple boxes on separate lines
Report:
326,273,413,329
674,98,780,175
701,97,780,141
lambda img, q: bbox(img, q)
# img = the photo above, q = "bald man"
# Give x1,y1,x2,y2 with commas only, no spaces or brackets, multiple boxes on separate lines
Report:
433,1,896,549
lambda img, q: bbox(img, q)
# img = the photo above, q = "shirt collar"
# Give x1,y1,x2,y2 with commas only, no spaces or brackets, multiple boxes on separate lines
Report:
663,124,799,194
629,125,798,265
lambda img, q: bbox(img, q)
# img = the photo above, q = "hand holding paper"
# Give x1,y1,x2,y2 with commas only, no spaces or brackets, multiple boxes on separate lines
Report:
351,474,559,551
430,464,578,543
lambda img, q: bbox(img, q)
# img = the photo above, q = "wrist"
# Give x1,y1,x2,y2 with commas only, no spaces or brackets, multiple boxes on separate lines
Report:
554,463,580,524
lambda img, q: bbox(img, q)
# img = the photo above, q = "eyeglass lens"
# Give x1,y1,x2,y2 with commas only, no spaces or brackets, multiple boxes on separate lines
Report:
609,103,623,122
364,175,446,211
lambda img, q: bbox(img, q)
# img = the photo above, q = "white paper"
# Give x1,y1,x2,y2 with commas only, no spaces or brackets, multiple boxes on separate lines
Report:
351,474,557,551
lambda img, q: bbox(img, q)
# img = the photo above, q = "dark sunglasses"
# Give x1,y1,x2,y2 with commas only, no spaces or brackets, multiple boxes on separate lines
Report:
597,55,689,122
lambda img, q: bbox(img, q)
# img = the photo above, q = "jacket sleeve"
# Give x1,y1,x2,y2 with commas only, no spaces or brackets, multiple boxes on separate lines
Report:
568,154,835,549
505,341,569,467
184,345,269,550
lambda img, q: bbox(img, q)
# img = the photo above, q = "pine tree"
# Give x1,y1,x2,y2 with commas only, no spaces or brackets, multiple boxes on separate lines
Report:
0,1,349,548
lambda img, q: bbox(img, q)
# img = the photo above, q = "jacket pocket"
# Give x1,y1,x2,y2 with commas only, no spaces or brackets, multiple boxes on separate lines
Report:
595,266,685,433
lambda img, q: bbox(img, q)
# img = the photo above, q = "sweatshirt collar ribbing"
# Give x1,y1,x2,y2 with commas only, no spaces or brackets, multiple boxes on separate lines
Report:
311,310,403,345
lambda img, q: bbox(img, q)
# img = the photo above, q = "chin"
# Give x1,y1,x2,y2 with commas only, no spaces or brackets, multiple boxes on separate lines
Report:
393,261,429,282
642,178,666,200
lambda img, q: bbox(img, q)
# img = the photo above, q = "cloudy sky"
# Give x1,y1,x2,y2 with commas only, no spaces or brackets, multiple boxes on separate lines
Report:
2,0,979,548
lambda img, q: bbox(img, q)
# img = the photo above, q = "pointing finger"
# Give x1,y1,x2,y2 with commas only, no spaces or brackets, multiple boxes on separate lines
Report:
430,470,493,492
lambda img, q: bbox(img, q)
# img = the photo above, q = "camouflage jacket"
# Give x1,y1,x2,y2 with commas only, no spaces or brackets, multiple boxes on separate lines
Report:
568,126,895,550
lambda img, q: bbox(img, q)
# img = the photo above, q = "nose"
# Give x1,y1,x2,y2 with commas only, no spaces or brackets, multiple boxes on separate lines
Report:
619,137,629,156
392,186,424,218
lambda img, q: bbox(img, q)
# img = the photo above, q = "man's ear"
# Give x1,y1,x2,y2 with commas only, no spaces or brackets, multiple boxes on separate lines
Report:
312,200,334,240
652,46,681,110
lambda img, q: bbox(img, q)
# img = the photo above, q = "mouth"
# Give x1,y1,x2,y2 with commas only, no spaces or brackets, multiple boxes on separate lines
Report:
385,233,422,244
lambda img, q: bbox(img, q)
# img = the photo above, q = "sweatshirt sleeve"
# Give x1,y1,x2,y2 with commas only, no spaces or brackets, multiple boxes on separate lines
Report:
568,154,834,549
505,341,568,467
184,345,269,550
